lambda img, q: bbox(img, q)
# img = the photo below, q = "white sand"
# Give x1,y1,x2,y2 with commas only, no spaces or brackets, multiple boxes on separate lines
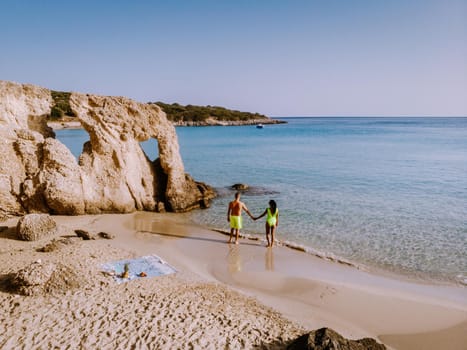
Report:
1,212,466,349
47,120,82,130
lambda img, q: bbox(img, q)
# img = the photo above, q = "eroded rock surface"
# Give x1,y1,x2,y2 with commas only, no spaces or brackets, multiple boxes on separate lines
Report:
16,214,57,241
0,80,214,216
287,327,386,350
7,261,82,296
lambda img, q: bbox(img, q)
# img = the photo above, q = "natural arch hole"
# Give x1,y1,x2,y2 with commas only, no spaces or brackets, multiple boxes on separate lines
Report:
140,138,159,162
54,127,90,160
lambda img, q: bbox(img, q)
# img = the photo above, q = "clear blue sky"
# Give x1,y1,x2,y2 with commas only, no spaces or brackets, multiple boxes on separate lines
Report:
1,0,466,116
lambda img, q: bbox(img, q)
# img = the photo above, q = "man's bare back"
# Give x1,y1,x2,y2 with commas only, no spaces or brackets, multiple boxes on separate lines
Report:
227,192,253,244
228,199,247,216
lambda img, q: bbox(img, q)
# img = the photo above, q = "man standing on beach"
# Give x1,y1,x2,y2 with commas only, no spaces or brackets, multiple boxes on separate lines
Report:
227,192,253,244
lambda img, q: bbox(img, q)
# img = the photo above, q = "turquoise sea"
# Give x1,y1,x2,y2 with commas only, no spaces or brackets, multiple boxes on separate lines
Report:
56,117,467,285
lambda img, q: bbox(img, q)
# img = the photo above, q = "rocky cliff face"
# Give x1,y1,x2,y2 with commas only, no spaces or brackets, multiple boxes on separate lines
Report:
0,80,214,217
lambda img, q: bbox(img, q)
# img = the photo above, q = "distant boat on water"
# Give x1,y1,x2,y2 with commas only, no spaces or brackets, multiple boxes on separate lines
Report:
256,123,264,129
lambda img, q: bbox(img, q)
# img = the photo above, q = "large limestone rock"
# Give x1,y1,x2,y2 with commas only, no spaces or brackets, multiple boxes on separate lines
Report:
0,81,54,216
0,80,214,216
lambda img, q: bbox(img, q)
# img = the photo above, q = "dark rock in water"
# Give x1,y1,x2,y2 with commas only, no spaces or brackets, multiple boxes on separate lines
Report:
7,261,82,296
98,231,115,240
0,226,8,233
232,183,249,191
16,214,57,241
75,229,95,240
287,328,386,350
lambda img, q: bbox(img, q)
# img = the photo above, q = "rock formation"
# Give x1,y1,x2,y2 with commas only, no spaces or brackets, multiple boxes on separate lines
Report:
0,80,214,217
6,261,82,296
287,327,386,350
231,183,249,191
16,214,57,241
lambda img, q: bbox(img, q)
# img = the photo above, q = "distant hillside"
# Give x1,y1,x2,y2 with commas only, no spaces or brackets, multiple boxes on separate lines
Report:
152,102,275,125
47,91,284,126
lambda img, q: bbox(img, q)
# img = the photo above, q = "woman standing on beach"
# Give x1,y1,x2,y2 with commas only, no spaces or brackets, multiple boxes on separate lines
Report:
254,200,279,247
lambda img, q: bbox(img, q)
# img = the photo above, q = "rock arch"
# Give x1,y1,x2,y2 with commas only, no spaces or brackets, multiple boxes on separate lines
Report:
0,80,214,217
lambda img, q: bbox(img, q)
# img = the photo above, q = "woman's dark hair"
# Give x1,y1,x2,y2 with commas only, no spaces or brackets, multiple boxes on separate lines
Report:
269,200,277,212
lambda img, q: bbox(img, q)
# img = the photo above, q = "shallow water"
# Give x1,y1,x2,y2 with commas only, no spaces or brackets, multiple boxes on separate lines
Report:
56,117,467,284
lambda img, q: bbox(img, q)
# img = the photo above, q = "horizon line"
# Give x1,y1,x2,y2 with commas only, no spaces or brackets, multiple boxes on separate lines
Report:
272,115,467,118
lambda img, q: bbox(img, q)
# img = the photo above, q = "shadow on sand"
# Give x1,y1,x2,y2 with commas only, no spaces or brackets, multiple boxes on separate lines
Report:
142,230,259,247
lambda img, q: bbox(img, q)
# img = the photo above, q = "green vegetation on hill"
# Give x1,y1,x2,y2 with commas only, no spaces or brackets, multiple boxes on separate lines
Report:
152,102,269,123
50,91,76,120
46,91,271,124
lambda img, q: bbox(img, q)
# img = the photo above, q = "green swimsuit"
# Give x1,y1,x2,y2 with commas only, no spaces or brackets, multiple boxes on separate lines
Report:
266,208,278,227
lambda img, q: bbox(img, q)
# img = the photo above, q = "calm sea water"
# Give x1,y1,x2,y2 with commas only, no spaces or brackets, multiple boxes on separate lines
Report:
56,117,467,284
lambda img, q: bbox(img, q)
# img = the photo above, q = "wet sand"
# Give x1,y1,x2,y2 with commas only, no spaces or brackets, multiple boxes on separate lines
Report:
1,212,466,349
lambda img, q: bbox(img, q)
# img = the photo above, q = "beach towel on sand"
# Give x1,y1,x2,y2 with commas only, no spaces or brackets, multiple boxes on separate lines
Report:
101,255,176,283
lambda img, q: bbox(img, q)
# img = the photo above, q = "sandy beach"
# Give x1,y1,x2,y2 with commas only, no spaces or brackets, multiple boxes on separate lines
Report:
47,120,83,130
1,212,466,349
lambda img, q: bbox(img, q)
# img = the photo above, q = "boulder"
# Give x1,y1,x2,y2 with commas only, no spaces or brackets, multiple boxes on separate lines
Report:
16,214,57,241
287,328,386,350
0,80,215,216
7,261,82,296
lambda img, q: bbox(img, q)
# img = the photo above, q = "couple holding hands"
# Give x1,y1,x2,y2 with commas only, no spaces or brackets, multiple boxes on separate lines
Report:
227,192,279,247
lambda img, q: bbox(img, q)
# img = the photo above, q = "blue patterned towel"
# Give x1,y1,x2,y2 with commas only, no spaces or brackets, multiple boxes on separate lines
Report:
101,255,176,283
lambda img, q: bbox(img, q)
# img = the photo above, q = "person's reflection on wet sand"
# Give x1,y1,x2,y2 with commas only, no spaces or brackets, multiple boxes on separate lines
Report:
265,247,274,271
227,244,242,273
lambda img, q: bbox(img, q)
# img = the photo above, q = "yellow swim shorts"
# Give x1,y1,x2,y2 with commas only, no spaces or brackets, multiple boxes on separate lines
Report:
230,215,242,229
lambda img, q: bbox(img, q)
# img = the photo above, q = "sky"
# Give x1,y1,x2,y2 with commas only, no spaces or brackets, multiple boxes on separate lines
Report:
0,0,466,116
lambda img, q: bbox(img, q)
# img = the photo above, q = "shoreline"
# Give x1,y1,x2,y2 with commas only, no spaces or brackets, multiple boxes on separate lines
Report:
208,225,466,289
130,212,467,350
48,118,286,130
48,120,83,130
1,212,465,349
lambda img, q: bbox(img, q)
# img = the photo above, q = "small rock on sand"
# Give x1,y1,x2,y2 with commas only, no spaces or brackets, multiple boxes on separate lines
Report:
37,238,77,252
97,231,115,240
75,229,95,240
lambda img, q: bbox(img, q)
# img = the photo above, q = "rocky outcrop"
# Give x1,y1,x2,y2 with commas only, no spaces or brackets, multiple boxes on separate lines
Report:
287,328,386,350
0,80,214,216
